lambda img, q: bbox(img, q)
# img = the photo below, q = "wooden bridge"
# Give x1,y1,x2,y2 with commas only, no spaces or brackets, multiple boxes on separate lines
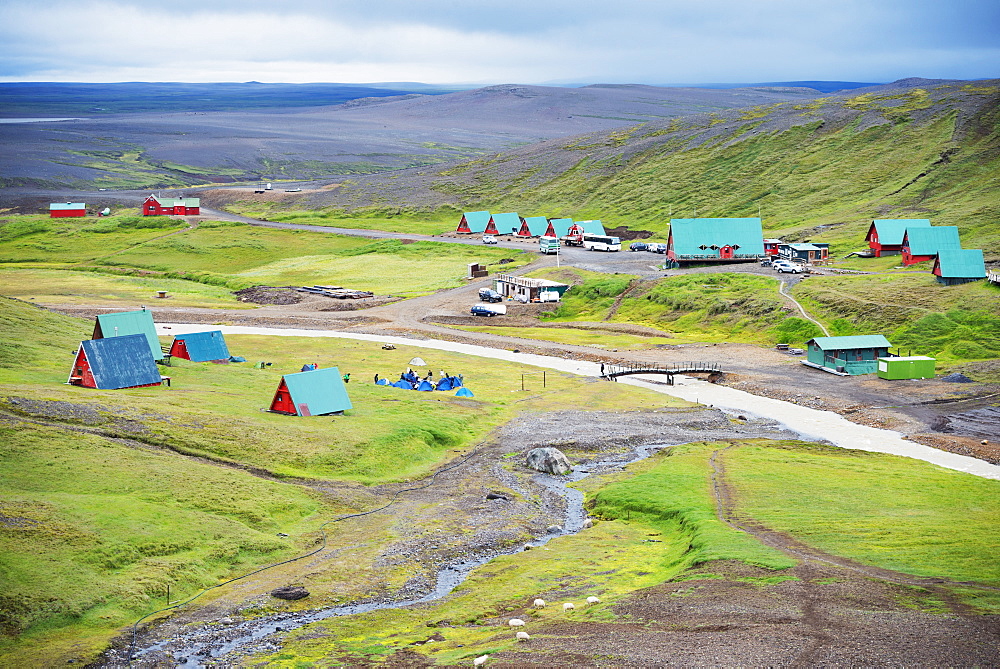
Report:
601,361,723,385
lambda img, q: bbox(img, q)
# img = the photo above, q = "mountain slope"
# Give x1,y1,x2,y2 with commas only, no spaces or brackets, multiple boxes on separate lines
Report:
300,79,999,256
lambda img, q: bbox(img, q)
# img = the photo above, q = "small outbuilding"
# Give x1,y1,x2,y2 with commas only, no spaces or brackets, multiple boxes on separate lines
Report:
456,211,492,234
142,194,200,216
270,366,352,416
900,226,961,266
68,334,163,389
804,335,892,375
666,218,765,265
932,249,987,285
49,202,86,218
865,219,931,257
877,356,936,380
93,309,164,361
494,273,569,302
778,242,829,262
168,330,230,362
763,239,782,257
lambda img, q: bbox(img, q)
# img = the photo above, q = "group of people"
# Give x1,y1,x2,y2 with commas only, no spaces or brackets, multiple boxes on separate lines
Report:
374,368,464,391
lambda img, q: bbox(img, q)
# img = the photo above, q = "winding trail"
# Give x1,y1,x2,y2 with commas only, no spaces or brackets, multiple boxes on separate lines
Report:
778,279,829,336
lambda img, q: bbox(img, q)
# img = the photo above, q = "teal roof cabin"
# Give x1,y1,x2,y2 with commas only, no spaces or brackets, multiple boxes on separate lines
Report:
489,212,520,235
804,335,892,375
517,216,549,237
457,211,491,234
93,309,163,361
270,366,353,416
901,226,961,266
68,334,163,390
666,218,765,264
865,219,931,257
933,249,986,285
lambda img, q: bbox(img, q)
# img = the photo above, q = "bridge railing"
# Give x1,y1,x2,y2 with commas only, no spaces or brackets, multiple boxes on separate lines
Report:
604,361,722,376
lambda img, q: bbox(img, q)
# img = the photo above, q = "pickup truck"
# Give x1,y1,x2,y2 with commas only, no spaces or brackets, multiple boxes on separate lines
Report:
471,303,507,317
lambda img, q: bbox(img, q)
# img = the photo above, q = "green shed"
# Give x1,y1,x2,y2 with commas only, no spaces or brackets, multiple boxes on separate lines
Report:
805,334,891,375
877,356,936,380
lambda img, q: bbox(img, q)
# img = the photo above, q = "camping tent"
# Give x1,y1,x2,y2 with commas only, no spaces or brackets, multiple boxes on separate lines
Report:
68,334,163,389
455,387,474,397
168,330,230,362
270,366,353,416
93,309,163,361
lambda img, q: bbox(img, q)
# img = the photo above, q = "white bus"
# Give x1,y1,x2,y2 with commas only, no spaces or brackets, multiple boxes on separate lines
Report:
582,234,621,252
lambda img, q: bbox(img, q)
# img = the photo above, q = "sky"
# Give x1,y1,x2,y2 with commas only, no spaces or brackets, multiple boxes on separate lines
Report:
1,0,997,85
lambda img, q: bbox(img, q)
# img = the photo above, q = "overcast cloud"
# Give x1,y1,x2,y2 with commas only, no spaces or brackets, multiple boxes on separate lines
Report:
1,0,997,84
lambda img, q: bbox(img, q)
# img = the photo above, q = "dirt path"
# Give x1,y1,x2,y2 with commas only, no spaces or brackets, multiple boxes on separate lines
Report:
778,279,829,336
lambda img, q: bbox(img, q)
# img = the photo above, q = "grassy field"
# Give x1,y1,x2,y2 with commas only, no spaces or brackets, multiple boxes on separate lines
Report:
242,440,1000,665
0,295,691,664
529,267,818,346
225,204,463,236
0,213,531,303
453,325,679,350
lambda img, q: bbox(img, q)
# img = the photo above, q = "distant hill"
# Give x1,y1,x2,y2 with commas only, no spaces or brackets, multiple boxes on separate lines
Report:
282,79,1000,258
0,82,452,116
0,82,828,189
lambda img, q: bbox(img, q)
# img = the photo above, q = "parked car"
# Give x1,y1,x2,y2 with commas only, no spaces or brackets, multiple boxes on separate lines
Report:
774,262,802,274
482,234,498,244
629,241,648,252
478,288,503,303
471,303,507,317
647,243,667,253
760,257,773,267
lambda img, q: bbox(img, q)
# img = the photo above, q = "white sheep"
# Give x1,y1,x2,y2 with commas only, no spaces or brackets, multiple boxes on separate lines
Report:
562,602,575,611
533,598,546,608
516,630,531,642
587,596,601,605
582,518,594,529
508,618,526,627
473,654,489,666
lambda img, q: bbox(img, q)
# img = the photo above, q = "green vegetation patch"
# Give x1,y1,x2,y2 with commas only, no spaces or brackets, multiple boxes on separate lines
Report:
725,441,1000,585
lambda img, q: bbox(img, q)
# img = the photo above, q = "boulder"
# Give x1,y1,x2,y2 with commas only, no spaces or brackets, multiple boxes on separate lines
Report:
271,586,309,601
525,447,572,475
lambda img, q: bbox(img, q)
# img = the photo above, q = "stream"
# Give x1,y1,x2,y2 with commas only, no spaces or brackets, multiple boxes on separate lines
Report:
132,443,670,666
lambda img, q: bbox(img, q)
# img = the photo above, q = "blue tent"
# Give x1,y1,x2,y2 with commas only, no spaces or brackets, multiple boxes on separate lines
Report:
169,330,230,362
376,378,390,386
392,380,412,389
455,387,474,397
436,377,454,391
417,379,435,391
69,334,162,390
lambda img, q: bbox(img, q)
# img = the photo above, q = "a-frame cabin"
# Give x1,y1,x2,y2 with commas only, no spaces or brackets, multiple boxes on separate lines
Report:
93,309,164,361
270,366,353,416
68,334,163,389
168,330,231,362
456,211,491,234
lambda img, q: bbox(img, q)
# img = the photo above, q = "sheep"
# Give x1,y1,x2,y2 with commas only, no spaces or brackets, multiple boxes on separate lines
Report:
582,518,594,529
508,618,526,627
587,596,601,605
516,630,531,642
473,654,489,667
562,602,575,611
533,598,546,608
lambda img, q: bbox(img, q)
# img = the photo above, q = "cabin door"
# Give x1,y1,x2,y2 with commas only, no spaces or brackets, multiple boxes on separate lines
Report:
720,245,734,259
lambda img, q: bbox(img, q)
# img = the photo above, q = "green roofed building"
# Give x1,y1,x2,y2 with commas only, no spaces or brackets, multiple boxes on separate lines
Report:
457,211,491,234
865,219,931,257
93,309,163,361
545,218,577,238
666,218,765,265
490,212,521,235
517,216,549,237
901,226,961,266
804,335,892,375
270,366,352,416
933,249,986,285
576,219,607,235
